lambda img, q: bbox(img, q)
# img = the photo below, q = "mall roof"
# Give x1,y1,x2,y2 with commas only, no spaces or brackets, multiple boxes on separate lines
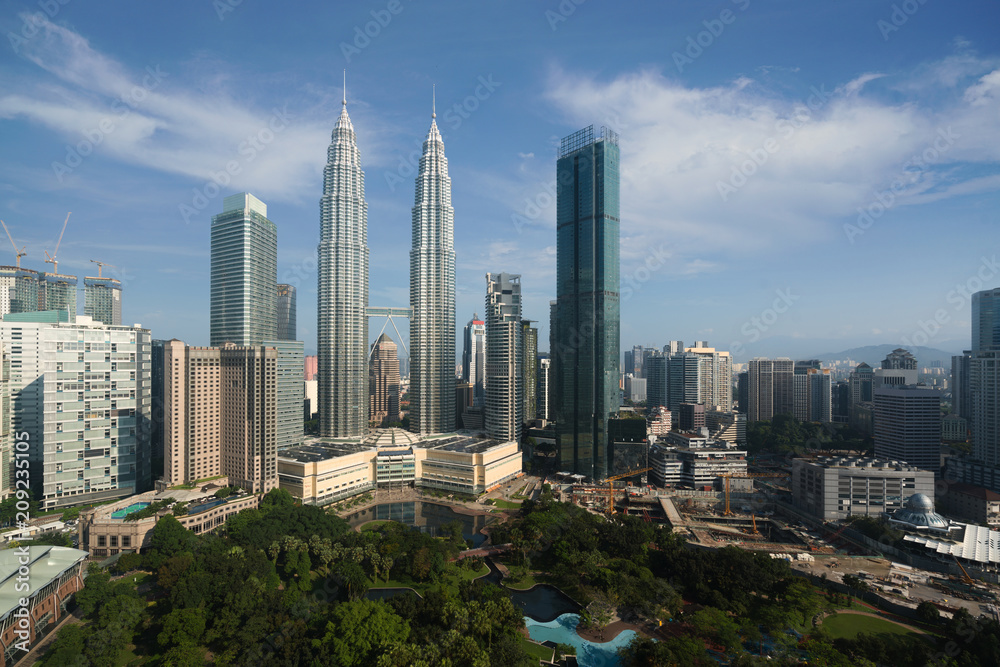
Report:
0,546,88,620
425,434,508,454
279,441,374,463
904,524,1000,565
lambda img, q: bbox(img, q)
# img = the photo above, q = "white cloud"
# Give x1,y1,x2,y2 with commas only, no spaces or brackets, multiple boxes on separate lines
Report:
541,58,1000,258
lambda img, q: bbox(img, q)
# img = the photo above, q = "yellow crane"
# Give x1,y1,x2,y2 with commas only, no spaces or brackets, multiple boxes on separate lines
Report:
605,467,651,515
89,259,117,278
953,555,978,587
0,221,26,269
44,212,71,274
721,472,787,516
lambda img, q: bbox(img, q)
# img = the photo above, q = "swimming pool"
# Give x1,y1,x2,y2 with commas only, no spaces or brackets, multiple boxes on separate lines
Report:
523,613,638,667
111,502,150,519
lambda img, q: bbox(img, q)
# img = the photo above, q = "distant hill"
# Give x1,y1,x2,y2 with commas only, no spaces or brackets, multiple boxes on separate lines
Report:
809,344,962,367
730,336,964,365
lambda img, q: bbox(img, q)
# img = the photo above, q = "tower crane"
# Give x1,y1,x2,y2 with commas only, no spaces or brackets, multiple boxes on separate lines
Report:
89,259,117,278
0,221,26,269
44,212,71,274
605,467,651,515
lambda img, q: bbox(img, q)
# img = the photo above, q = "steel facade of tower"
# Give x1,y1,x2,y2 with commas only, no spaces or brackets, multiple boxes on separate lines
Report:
84,277,122,325
318,99,370,438
276,283,297,341
210,193,277,347
552,125,620,481
409,109,455,434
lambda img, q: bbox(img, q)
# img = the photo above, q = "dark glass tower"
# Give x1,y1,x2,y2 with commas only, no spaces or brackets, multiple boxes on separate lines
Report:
552,125,620,481
276,283,296,341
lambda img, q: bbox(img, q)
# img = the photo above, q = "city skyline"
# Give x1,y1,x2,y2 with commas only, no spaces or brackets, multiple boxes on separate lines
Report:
1,2,999,362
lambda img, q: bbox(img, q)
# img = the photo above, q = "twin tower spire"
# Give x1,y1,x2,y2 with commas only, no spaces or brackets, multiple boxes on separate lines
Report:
318,73,455,438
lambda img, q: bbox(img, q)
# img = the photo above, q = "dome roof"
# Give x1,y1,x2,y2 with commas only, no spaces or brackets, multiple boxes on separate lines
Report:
890,494,956,532
907,493,934,512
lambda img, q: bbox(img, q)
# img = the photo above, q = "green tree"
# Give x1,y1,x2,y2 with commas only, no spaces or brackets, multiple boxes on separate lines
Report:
916,600,940,625
38,623,91,666
323,600,410,667
158,607,207,648
149,514,195,561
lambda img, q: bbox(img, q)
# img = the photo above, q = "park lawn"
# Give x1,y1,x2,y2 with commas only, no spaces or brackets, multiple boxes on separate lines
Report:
359,520,392,531
503,570,538,590
372,562,490,597
821,613,920,640
518,636,553,664
490,499,522,510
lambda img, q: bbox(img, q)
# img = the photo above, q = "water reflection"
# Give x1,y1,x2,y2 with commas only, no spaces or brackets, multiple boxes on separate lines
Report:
343,501,490,547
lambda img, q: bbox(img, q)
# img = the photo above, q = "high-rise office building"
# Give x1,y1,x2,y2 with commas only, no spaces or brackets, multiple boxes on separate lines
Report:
164,340,277,492
793,360,831,422
264,339,304,452
645,353,667,409
538,354,551,421
686,343,732,411
150,339,167,483
38,273,77,322
277,283,296,341
953,351,972,423
409,101,455,435
83,276,122,325
462,315,486,406
849,362,874,406
369,333,401,426
631,345,645,377
972,288,1000,353
522,320,538,427
318,93,369,438
747,358,794,423
667,352,701,411
874,385,941,471
883,348,918,370
220,345,278,493
0,315,151,508
552,125,620,480
485,273,522,442
210,193,277,347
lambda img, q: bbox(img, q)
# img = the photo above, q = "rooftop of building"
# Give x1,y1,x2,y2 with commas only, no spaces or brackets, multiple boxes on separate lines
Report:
364,428,423,448
280,441,375,463
423,433,511,454
0,546,88,620
946,483,1000,502
801,456,925,472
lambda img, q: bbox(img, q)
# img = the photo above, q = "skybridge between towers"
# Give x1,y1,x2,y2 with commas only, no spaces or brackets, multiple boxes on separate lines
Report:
366,306,411,361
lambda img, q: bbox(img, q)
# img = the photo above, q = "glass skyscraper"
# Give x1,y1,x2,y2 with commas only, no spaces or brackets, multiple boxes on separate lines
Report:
462,315,485,406
409,103,455,434
318,95,369,438
210,193,277,347
552,125,620,481
276,283,296,341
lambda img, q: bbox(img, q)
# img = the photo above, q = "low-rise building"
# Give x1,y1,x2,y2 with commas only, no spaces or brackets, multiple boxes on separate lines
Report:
648,443,746,489
277,429,521,504
78,486,260,558
792,456,935,521
0,546,88,665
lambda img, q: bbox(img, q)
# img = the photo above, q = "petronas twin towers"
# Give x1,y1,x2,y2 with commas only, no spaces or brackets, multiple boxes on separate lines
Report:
318,84,454,438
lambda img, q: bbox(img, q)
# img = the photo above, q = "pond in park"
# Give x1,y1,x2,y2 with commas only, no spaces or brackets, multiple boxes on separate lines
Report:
342,501,491,547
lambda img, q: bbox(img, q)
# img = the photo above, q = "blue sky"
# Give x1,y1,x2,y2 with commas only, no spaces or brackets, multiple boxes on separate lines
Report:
1,0,999,361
